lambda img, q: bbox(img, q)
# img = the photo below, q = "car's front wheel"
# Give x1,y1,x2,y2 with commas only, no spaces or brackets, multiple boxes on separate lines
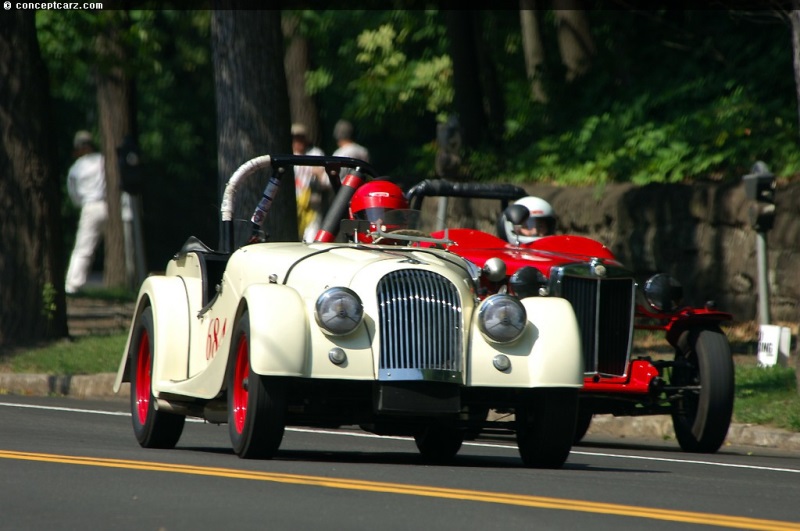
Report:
227,311,286,459
670,327,734,453
516,388,578,468
129,306,185,448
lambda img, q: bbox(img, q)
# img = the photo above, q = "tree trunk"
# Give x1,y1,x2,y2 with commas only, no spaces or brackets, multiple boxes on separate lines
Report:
472,12,505,149
283,13,321,147
790,7,800,144
212,7,295,247
790,3,800,395
96,11,133,290
0,12,69,345
519,0,548,103
444,10,489,151
553,2,596,82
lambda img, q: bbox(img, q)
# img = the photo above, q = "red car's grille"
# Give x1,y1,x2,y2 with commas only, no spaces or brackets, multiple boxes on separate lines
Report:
376,270,463,382
556,271,635,377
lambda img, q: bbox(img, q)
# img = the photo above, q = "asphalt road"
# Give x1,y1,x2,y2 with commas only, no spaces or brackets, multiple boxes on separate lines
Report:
1,395,799,530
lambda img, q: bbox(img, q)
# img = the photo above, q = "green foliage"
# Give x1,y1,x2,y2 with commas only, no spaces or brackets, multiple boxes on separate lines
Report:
473,10,800,186
40,8,800,189
305,10,449,169
503,75,800,185
41,283,56,321
38,8,800,274
350,23,453,123
463,150,503,182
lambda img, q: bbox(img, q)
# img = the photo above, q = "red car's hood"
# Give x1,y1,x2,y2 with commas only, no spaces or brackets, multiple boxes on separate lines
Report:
431,228,624,277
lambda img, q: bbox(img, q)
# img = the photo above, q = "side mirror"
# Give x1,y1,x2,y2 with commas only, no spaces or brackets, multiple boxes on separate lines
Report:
504,204,530,226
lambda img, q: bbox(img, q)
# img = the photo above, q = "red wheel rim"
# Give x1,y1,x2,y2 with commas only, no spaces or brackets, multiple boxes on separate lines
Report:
232,334,249,434
135,329,151,425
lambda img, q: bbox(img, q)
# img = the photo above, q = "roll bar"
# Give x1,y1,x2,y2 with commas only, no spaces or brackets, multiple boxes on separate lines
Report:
406,179,528,210
218,154,378,253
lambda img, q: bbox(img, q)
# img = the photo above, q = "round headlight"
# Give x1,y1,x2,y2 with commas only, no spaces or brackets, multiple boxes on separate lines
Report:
643,273,683,312
509,266,548,298
478,294,527,343
315,287,363,336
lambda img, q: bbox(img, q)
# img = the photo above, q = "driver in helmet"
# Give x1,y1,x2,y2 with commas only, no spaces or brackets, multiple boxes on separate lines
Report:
503,196,557,244
348,179,410,243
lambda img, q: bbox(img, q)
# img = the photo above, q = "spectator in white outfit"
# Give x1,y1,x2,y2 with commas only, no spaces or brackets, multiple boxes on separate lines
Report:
65,130,108,295
332,119,369,162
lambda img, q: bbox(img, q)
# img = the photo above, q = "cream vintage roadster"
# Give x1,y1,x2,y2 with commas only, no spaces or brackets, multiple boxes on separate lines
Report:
113,154,583,468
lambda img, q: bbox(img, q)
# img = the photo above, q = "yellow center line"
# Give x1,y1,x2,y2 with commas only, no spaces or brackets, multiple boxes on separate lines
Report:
1,450,798,530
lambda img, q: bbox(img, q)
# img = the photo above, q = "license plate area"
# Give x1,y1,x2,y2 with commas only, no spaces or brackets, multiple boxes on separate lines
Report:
374,382,461,415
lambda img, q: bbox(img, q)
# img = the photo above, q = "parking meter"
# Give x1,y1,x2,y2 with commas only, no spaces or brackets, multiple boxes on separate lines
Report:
743,161,776,325
743,161,776,232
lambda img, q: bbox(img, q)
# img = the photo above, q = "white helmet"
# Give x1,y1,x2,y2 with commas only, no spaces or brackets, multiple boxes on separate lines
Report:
503,196,556,244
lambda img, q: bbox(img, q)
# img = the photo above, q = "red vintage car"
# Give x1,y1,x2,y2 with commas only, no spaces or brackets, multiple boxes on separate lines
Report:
405,179,735,453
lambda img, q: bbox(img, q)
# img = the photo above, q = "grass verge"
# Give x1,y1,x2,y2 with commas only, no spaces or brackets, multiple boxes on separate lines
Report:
0,334,127,375
735,365,800,432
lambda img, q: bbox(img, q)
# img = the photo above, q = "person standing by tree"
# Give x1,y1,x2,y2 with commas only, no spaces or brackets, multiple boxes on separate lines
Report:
332,119,369,162
292,123,330,242
65,130,108,295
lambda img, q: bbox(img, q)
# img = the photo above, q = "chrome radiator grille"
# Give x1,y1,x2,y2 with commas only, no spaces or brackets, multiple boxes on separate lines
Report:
558,273,635,377
376,270,463,382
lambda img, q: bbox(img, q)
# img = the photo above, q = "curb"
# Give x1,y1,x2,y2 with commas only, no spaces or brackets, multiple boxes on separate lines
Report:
586,414,800,453
1,372,799,452
0,373,127,401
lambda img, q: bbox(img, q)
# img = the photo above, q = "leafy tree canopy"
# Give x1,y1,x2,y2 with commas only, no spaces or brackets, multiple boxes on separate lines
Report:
38,8,800,265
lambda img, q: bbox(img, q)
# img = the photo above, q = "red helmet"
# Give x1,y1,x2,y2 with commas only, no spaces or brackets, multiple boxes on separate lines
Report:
349,180,408,222
348,180,409,242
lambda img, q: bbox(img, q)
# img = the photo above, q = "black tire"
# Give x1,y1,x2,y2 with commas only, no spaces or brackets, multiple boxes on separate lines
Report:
227,311,286,459
516,388,578,469
129,306,185,449
573,408,593,444
414,425,464,463
670,327,734,454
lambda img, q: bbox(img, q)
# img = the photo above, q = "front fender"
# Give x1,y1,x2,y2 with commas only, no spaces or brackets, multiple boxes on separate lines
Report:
113,276,190,394
467,297,583,388
664,311,732,347
244,284,308,377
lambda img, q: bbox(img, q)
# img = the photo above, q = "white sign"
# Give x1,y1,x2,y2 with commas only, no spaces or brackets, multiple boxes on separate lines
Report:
757,325,792,367
779,327,793,367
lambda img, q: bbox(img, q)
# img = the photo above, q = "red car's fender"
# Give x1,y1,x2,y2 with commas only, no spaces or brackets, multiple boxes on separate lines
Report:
637,305,734,347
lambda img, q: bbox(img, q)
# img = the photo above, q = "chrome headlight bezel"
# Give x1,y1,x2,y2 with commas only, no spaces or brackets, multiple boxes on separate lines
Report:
643,273,683,313
462,258,482,285
314,287,364,336
477,294,527,344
